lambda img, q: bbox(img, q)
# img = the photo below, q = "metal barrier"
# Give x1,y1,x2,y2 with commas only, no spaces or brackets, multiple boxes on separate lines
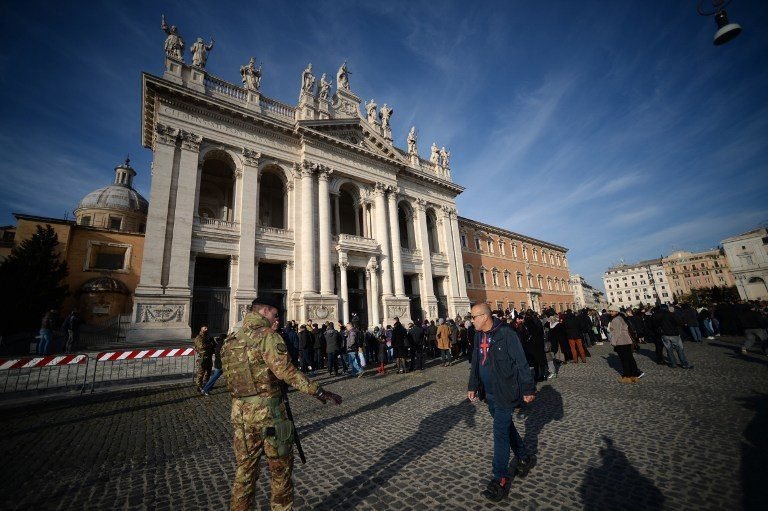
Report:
90,348,197,393
0,354,90,394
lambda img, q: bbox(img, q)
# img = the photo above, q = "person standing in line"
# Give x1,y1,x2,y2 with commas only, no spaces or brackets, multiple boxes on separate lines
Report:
201,334,226,395
467,302,536,503
681,303,703,343
345,322,363,376
298,325,314,375
644,308,666,365
654,305,694,369
408,321,425,371
194,326,214,391
607,305,644,383
391,316,408,374
436,318,452,366
375,326,388,375
221,298,341,511
524,311,549,382
62,310,82,353
426,320,437,358
311,323,323,372
564,310,587,363
324,323,343,376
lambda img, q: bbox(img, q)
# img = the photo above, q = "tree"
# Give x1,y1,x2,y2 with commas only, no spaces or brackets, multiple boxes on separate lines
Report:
0,225,69,336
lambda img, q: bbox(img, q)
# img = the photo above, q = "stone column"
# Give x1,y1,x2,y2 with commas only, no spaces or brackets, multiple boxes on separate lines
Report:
415,199,435,297
373,183,393,297
332,193,341,235
236,150,260,301
300,161,316,293
137,123,178,289
317,166,333,295
166,130,203,291
448,208,467,297
387,187,405,297
368,257,380,327
440,206,460,308
188,251,197,288
339,254,349,324
354,202,361,236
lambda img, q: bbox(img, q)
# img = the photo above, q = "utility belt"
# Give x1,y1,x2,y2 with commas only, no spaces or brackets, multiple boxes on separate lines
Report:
237,395,294,458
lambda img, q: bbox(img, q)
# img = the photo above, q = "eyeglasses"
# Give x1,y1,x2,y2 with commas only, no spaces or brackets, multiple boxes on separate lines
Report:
471,313,487,320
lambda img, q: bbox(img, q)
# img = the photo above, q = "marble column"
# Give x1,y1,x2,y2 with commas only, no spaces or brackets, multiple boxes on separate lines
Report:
415,199,435,299
339,255,349,324
332,193,341,235
440,206,460,306
236,150,260,299
354,202,361,236
137,123,178,289
166,130,203,291
300,162,316,293
373,183,393,297
317,166,333,295
448,208,467,297
368,257,380,327
188,251,197,288
387,187,405,297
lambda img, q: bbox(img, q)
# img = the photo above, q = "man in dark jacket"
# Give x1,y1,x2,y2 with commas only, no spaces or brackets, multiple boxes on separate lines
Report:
563,310,587,363
298,324,315,375
653,305,693,369
324,323,342,376
391,317,408,373
467,302,536,503
738,303,768,355
407,322,425,371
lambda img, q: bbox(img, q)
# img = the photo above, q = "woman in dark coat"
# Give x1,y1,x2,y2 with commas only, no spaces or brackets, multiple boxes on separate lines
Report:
524,312,549,381
375,327,388,375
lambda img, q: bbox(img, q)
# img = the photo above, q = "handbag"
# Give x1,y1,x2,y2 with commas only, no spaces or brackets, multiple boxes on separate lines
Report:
357,348,367,368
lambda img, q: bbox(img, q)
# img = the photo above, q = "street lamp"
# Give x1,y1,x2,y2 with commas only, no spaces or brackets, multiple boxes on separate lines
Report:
698,0,742,46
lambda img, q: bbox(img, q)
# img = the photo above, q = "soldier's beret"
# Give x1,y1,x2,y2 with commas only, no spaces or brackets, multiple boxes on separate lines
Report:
251,296,282,311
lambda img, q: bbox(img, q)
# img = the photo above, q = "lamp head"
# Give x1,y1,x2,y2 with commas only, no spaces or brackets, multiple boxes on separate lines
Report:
713,10,742,45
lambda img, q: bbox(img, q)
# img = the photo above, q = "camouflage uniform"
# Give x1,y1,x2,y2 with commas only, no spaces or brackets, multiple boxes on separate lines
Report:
222,311,323,511
194,333,214,389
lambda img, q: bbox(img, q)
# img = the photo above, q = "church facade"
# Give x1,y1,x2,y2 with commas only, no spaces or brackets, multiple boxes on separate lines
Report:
128,43,470,341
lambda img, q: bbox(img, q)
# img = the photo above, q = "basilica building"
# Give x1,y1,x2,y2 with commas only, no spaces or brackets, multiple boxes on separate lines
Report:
128,34,470,341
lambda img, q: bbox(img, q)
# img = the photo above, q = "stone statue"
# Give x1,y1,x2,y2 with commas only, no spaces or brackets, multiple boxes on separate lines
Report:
337,61,350,90
240,57,262,91
430,143,439,165
301,63,315,94
440,147,448,167
407,127,418,155
191,37,214,68
365,99,378,124
379,104,393,129
444,148,451,168
161,15,184,60
318,73,332,100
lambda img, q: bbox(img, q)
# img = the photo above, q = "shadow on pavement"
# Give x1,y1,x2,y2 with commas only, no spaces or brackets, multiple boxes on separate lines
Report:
579,435,665,511
517,385,563,456
298,381,434,439
602,354,623,376
312,399,476,509
738,392,768,511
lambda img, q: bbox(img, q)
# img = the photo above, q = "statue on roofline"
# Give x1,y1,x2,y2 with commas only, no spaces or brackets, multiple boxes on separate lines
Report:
161,15,184,60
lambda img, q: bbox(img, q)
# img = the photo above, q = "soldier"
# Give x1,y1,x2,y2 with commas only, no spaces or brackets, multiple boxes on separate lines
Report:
221,297,342,511
193,326,214,390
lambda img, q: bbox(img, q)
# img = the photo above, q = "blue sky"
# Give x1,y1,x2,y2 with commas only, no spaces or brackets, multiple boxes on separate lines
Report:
1,1,766,290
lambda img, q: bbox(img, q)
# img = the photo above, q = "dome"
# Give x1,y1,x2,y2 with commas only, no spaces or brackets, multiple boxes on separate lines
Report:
79,277,130,294
75,158,148,215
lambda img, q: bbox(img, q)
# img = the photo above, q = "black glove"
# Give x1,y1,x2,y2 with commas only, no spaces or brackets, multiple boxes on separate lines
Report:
315,389,342,405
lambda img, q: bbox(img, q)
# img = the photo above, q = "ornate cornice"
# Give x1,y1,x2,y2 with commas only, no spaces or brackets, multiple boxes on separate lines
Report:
154,123,179,146
179,130,203,151
242,148,261,167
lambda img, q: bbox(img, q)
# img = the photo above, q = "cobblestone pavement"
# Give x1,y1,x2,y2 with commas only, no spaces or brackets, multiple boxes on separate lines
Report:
1,337,767,510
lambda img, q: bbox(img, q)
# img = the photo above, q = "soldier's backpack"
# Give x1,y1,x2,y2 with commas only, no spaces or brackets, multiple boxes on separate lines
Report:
220,325,271,398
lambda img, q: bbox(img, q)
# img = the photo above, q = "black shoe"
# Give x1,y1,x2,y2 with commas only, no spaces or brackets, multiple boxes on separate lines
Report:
515,456,536,478
482,477,510,502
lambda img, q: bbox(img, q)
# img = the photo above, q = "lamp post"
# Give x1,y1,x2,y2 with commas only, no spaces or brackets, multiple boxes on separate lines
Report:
698,0,742,46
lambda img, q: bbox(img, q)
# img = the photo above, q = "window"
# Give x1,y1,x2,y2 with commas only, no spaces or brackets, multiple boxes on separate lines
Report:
496,301,503,311
511,244,518,258
499,241,505,256
487,239,494,253
520,301,526,311
465,267,473,285
460,234,467,248
491,270,499,286
547,278,553,291
86,242,131,271
109,216,122,230
508,302,515,312
549,253,555,265
479,271,486,285
537,275,543,288
504,272,511,287
662,292,669,298
516,273,523,288
474,238,481,250
527,274,534,287
80,216,91,226
532,248,538,261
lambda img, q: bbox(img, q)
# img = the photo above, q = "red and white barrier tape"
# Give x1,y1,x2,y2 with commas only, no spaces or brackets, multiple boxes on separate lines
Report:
96,348,195,362
0,354,87,371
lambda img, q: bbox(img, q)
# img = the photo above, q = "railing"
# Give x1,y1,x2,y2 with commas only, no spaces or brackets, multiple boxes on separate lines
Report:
400,247,422,257
257,225,293,236
197,216,239,231
204,75,247,102
261,96,296,120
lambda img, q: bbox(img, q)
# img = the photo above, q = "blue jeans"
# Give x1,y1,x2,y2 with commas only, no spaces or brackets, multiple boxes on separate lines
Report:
662,335,690,367
346,351,361,374
688,326,702,342
38,329,52,355
441,349,451,363
486,393,528,480
202,368,222,392
702,319,715,337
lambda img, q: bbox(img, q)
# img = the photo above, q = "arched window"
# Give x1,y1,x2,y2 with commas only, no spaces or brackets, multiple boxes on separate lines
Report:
198,155,235,221
398,202,416,249
338,186,360,235
479,267,487,286
258,170,286,228
464,265,473,285
499,240,506,256
547,277,553,291
504,271,511,287
492,268,499,286
537,274,543,289
516,273,523,288
563,257,568,268
527,273,534,288
532,248,538,262
487,238,494,254
426,210,440,253
549,253,555,265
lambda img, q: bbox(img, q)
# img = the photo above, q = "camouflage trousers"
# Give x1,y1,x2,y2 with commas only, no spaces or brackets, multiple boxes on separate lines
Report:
230,397,294,511
195,358,212,388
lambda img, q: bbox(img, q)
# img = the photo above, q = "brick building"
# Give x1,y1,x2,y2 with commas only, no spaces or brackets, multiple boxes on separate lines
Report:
458,217,572,314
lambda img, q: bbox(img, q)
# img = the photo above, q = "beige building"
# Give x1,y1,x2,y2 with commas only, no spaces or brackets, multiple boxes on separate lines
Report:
128,38,470,341
458,217,572,313
721,227,768,300
662,249,734,299
603,259,670,308
570,274,608,311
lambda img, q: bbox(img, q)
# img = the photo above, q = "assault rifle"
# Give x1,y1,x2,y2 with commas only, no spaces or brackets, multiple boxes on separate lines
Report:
280,382,306,464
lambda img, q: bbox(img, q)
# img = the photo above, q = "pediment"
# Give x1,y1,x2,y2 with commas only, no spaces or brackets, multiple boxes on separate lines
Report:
299,119,405,163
